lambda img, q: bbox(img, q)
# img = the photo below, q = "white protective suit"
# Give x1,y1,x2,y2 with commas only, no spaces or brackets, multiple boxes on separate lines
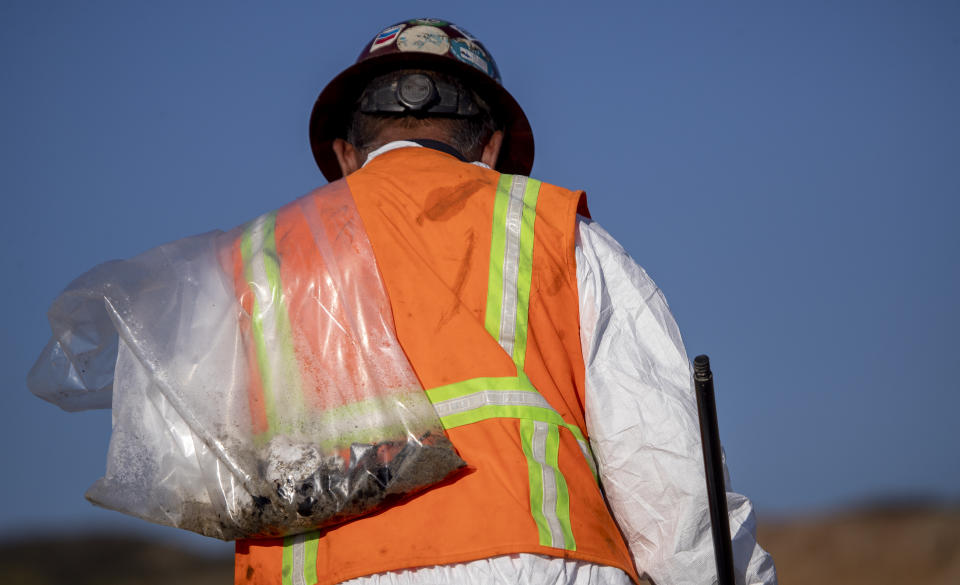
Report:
342,143,778,585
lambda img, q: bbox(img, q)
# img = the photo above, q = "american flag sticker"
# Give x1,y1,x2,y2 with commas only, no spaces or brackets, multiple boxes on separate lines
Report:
371,24,405,51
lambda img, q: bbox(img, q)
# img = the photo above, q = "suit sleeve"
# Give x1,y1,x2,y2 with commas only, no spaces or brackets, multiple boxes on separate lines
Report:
575,217,778,585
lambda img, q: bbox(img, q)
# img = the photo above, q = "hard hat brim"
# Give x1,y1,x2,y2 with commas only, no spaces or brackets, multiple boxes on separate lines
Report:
309,51,534,182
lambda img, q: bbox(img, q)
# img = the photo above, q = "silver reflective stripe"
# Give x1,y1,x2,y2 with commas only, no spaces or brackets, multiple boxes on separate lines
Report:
577,439,599,481
532,421,566,548
432,389,552,418
290,533,307,585
497,174,528,356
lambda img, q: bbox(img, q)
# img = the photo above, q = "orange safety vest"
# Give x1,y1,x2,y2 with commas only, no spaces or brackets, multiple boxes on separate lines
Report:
235,147,641,585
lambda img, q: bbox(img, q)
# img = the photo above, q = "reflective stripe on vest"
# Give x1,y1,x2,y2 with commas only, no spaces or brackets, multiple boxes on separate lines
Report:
282,532,319,585
486,175,577,549
484,173,538,368
425,376,598,482
522,419,575,549
242,211,304,438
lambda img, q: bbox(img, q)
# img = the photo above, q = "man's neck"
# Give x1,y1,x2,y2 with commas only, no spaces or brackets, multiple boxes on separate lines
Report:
362,140,490,169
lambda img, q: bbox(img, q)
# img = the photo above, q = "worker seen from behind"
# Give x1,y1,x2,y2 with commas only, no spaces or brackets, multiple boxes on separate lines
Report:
235,18,778,585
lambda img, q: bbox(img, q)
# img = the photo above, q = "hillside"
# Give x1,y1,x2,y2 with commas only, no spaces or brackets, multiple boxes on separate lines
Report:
758,502,960,585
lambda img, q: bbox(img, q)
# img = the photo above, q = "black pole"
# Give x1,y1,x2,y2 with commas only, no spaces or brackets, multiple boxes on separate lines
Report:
693,354,736,585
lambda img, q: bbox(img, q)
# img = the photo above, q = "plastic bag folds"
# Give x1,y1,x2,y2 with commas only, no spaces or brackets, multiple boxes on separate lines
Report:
28,180,465,540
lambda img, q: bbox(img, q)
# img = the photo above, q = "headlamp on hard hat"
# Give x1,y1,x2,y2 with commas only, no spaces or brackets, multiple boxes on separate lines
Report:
359,72,482,117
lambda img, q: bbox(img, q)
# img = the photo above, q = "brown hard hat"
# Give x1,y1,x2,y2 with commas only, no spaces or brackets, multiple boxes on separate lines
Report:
309,18,534,181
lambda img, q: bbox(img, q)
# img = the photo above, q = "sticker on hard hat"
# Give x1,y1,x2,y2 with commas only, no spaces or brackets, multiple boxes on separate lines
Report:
408,18,448,27
451,39,492,76
371,24,405,52
397,25,450,55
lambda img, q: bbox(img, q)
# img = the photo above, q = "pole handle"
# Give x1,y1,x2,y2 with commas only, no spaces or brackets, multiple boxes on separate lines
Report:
693,354,736,585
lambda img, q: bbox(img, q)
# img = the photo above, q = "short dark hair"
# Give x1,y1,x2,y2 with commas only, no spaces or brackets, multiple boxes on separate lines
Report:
345,69,498,161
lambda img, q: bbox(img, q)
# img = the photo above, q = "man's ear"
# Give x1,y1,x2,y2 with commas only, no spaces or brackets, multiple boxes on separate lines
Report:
332,138,362,176
480,130,504,169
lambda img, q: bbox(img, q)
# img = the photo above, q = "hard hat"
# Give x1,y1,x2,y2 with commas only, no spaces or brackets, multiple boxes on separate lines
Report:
309,18,534,181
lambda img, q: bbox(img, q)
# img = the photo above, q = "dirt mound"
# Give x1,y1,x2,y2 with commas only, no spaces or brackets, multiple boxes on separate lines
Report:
759,501,960,585
0,533,232,585
2,501,958,584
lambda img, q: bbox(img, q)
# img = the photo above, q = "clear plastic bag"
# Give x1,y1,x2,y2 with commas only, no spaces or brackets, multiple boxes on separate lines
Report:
28,181,464,540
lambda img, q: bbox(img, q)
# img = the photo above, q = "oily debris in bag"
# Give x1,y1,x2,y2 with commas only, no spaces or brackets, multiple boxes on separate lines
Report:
171,430,464,540
234,431,463,538
32,182,465,540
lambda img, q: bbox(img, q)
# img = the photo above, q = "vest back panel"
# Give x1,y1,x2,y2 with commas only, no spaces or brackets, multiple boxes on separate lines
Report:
235,148,639,585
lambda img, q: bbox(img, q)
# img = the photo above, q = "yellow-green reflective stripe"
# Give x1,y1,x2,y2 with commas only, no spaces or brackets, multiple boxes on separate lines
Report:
427,379,584,439
242,212,305,438
512,177,540,368
438,402,565,430
521,420,575,550
432,389,553,419
426,375,536,402
521,419,548,545
549,423,575,549
260,420,408,451
578,440,600,483
282,532,318,585
484,174,540,369
253,390,425,449
302,536,318,585
242,213,279,432
484,174,513,343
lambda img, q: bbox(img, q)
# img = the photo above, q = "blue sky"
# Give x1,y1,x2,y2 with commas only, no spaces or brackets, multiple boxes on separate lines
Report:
2,0,958,554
